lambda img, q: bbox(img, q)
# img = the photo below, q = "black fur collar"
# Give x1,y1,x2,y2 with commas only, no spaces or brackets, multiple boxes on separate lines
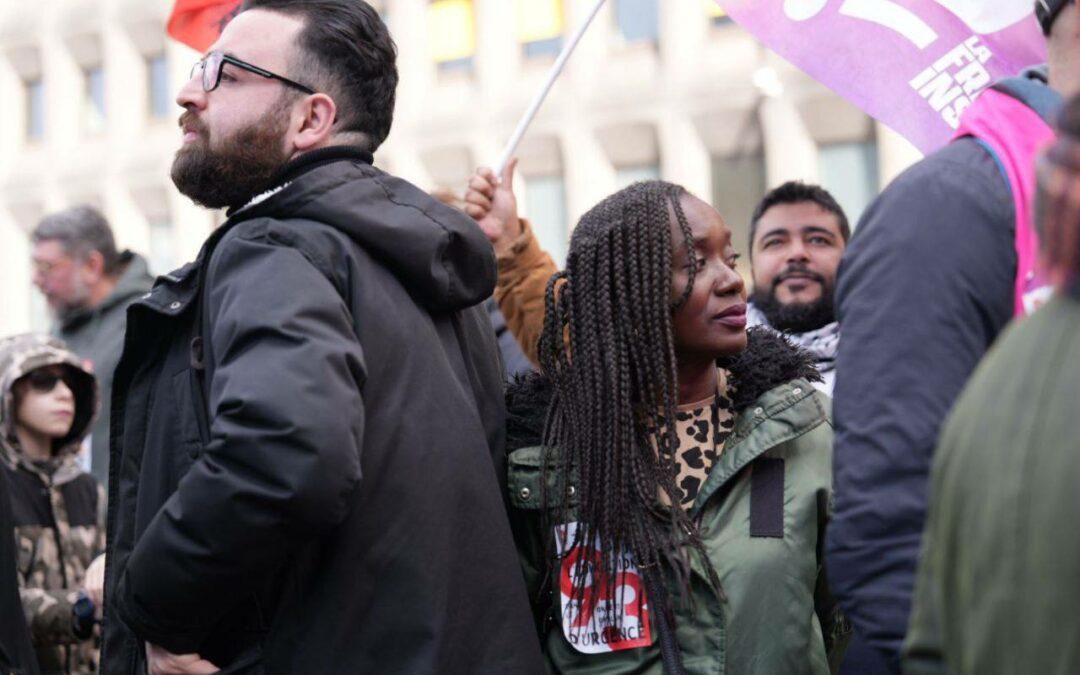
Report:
505,327,820,451
721,327,822,411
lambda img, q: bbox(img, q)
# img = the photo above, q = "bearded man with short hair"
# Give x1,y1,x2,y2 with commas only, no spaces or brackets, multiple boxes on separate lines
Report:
746,181,849,396
101,2,543,673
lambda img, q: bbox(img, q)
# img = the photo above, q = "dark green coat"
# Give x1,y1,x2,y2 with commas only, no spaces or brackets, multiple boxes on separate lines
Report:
506,330,849,674
53,251,153,485
905,294,1080,675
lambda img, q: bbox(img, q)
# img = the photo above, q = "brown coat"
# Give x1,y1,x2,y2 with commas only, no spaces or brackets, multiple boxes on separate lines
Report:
494,219,559,366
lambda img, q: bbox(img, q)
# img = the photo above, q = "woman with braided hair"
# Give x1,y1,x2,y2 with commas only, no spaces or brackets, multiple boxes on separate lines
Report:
468,170,847,674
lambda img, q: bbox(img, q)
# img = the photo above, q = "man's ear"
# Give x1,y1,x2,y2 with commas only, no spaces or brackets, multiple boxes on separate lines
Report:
291,93,337,152
80,250,106,284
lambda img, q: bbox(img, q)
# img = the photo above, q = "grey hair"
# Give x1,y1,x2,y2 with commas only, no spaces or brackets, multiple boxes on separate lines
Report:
31,205,121,274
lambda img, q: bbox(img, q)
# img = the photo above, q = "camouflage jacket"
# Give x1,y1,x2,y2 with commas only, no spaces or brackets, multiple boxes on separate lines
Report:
0,334,102,674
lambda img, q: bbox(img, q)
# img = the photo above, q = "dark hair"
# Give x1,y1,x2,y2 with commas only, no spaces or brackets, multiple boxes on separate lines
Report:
242,0,398,151
1038,94,1080,298
538,180,722,636
749,181,850,253
31,205,121,274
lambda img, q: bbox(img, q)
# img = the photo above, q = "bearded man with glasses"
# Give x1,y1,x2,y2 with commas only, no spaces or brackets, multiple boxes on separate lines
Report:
102,2,543,674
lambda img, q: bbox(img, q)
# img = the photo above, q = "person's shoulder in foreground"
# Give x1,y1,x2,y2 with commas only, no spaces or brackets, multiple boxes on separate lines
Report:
904,292,1080,675
825,95,1029,671
906,87,1080,675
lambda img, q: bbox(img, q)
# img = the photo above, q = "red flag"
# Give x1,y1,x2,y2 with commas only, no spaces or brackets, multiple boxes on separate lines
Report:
167,0,242,52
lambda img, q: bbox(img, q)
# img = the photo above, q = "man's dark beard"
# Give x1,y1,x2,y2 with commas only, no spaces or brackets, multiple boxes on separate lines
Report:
171,107,291,211
749,266,837,334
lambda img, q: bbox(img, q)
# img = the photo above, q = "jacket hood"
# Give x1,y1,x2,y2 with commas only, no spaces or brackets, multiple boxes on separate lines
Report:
0,333,98,465
231,146,498,312
995,66,1062,126
58,251,155,330
507,327,821,450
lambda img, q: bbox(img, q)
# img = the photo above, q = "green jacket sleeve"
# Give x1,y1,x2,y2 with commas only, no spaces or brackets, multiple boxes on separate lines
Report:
813,404,851,674
507,446,566,637
902,478,947,674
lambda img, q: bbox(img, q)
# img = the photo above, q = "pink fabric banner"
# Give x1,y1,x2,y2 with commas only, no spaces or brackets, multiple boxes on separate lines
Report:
715,0,1047,153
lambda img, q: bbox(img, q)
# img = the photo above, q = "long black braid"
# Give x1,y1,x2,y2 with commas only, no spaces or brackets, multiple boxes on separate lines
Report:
538,180,723,645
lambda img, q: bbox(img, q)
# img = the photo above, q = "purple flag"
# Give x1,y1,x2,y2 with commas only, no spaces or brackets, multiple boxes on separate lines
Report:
716,0,1047,153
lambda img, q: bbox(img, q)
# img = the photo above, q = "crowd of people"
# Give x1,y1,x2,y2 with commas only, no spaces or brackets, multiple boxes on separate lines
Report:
1,0,1078,674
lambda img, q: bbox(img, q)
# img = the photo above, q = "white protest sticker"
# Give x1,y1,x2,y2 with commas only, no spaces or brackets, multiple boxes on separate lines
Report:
555,522,653,654
1023,285,1054,315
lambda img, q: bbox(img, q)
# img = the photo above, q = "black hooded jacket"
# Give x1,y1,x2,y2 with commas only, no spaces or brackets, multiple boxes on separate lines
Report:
0,469,40,675
101,148,544,674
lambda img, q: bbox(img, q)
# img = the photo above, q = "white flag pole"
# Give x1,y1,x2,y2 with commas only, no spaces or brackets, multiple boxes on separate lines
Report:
494,0,609,176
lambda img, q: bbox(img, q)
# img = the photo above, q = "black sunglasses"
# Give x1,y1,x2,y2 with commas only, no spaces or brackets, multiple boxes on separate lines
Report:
191,51,316,95
24,368,75,394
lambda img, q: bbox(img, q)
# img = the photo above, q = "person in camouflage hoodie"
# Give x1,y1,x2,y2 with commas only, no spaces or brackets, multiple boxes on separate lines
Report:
0,334,104,674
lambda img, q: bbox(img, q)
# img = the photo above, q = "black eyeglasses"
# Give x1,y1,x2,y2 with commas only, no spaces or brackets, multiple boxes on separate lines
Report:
191,51,316,95
24,368,75,394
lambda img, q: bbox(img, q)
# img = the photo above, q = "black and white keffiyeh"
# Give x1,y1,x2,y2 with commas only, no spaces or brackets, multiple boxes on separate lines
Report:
747,303,839,396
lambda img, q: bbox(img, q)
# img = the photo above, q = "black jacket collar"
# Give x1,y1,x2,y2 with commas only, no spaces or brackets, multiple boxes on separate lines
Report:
271,145,374,186
225,146,374,217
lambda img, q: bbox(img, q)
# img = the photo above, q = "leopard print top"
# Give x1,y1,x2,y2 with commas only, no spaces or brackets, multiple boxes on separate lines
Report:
662,368,736,508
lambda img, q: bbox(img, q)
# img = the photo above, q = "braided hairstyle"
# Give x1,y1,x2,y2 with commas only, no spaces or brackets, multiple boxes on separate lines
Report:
538,180,723,632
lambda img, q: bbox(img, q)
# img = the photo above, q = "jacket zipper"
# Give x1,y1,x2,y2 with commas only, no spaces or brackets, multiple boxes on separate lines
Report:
643,569,685,675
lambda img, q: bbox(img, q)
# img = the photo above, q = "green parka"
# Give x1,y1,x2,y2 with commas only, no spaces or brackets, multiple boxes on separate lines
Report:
506,330,850,675
905,294,1080,674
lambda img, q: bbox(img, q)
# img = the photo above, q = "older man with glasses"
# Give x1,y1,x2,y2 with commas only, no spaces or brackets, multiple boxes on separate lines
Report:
101,2,543,674
29,206,154,486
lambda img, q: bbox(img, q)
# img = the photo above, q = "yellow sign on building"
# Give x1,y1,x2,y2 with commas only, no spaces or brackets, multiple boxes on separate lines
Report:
428,0,476,63
517,0,564,44
705,0,727,18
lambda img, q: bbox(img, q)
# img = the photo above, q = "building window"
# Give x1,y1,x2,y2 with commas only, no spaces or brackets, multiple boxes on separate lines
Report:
711,152,766,257
367,0,391,31
523,175,569,266
148,54,171,119
615,164,660,189
614,0,659,43
429,0,475,73
519,0,564,58
25,79,45,140
525,37,562,58
84,65,106,132
819,140,880,226
705,0,733,26
148,220,176,274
